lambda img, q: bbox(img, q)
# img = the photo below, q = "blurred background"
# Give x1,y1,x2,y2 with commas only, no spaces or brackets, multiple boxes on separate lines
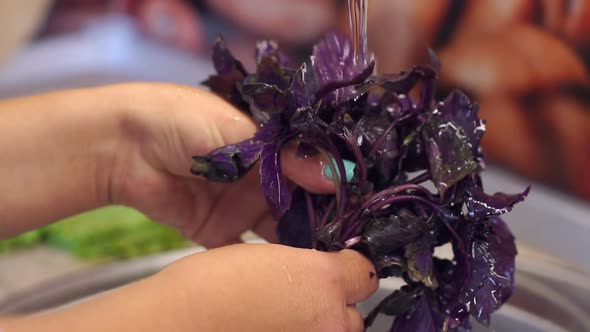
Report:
0,1,589,323
1,0,588,201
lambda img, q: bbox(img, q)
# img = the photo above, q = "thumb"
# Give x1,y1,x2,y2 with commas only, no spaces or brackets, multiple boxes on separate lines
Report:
157,85,257,177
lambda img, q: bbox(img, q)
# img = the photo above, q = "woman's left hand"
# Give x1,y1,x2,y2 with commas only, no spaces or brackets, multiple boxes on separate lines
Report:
106,83,333,247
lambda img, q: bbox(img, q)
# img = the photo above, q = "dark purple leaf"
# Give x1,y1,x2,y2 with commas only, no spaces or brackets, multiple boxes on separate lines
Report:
253,55,292,90
362,209,424,257
277,187,313,248
193,32,528,330
354,112,399,185
241,54,293,114
289,60,320,111
312,32,373,104
398,129,429,173
191,138,262,182
260,142,291,218
438,90,486,160
360,65,437,96
255,40,294,69
424,115,478,194
466,186,531,220
405,236,437,289
203,36,249,110
365,286,420,329
374,254,406,278
316,221,344,251
391,294,440,332
450,217,517,326
313,61,375,103
241,82,288,114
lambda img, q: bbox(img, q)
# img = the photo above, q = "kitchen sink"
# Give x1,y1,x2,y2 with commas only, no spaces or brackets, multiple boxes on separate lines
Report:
0,242,588,332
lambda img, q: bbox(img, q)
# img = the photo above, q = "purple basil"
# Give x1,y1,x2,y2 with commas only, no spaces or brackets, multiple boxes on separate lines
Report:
390,294,440,332
202,36,249,111
448,217,518,326
466,186,531,220
192,32,529,331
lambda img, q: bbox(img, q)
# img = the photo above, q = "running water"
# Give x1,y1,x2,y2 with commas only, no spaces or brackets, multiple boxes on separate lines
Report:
348,0,368,62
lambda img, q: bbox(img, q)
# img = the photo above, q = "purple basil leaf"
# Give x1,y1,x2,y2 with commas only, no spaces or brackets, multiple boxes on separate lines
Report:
241,82,288,114
362,209,424,256
451,217,517,326
313,61,375,103
439,90,486,160
424,116,478,194
191,138,263,182
397,128,429,174
253,55,292,90
241,54,294,114
354,112,399,186
289,60,320,111
466,186,531,220
365,286,420,329
361,65,437,96
255,40,294,69
374,254,406,278
391,294,441,332
203,36,249,110
195,32,528,329
260,141,291,218
316,220,344,251
277,187,313,248
405,236,437,289
312,32,373,104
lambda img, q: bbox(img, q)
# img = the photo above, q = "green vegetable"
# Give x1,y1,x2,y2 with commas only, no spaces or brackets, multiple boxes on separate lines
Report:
0,206,190,259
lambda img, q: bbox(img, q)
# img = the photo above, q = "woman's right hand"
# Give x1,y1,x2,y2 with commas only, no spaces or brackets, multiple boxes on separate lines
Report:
1,243,378,332
159,243,379,332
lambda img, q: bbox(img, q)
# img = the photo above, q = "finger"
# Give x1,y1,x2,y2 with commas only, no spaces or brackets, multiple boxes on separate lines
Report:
333,249,379,305
158,85,257,177
188,171,268,247
281,143,335,194
346,306,365,332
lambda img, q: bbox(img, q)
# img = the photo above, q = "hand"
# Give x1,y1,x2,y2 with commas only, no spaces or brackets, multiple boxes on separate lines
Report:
1,243,378,332
159,243,379,332
106,83,335,247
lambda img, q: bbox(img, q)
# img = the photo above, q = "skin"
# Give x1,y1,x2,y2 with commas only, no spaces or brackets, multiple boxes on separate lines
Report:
0,82,334,243
0,83,374,332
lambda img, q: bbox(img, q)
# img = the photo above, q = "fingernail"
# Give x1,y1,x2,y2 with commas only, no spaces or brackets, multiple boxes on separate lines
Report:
323,158,356,182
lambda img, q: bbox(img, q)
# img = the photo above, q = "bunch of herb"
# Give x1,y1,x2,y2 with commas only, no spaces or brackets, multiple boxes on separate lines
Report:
191,33,529,331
